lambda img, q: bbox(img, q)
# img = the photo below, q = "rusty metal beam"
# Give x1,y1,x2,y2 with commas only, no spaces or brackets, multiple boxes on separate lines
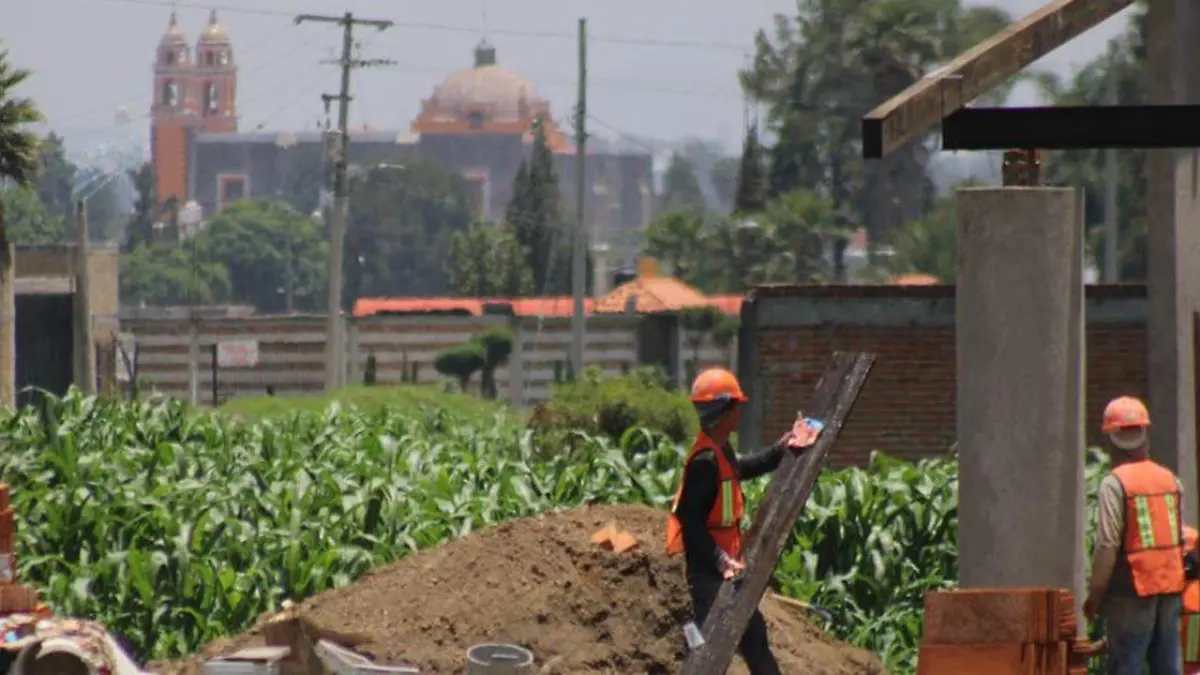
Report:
861,0,1134,159
684,352,876,675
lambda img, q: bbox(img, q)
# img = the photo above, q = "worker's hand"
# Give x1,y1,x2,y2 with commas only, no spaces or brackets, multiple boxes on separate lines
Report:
787,417,824,451
1083,590,1103,621
718,552,745,580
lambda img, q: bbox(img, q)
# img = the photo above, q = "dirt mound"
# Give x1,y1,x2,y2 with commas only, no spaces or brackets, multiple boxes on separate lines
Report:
158,505,883,675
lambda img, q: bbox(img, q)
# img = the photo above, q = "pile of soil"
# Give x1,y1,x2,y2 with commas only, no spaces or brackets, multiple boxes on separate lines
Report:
157,505,883,675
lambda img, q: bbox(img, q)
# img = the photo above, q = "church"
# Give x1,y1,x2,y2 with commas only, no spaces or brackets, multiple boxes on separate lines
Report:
148,12,655,272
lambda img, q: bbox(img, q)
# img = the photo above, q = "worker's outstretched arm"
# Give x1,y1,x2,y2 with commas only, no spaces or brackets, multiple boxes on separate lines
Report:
737,441,786,480
676,452,725,575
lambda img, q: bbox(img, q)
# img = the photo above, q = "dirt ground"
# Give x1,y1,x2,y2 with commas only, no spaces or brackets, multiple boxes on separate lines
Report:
155,505,884,675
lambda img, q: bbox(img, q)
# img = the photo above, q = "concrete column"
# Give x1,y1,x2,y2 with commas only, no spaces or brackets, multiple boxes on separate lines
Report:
0,244,13,408
346,319,361,386
956,187,1085,608
72,205,95,394
1145,0,1200,519
509,318,525,408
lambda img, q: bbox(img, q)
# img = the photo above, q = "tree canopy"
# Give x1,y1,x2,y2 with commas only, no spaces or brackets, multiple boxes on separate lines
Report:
194,198,328,312
344,159,476,306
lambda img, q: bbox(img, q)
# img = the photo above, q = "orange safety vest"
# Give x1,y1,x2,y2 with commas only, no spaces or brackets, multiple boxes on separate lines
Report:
664,433,745,559
1183,580,1200,672
1112,460,1186,597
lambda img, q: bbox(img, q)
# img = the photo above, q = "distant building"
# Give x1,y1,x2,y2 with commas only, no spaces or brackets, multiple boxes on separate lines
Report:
147,14,654,273
150,10,238,205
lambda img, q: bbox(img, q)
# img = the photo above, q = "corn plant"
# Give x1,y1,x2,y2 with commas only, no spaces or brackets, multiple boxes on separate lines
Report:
0,388,1099,673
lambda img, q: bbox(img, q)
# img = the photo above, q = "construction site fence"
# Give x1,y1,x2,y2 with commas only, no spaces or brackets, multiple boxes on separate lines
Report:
119,313,735,407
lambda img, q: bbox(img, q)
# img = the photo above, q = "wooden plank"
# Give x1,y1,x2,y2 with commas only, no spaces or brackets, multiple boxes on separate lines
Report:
861,0,1134,158
683,351,875,675
941,105,1200,150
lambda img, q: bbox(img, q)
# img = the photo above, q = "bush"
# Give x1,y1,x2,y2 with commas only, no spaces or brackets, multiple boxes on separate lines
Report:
471,326,514,400
434,342,486,390
529,366,697,452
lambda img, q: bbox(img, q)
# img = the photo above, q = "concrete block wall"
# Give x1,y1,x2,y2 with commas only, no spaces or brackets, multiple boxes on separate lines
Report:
126,313,644,405
739,284,1147,466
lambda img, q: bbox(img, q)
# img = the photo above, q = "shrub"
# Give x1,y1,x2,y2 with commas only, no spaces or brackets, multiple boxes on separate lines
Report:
529,366,697,452
471,326,514,400
434,342,486,390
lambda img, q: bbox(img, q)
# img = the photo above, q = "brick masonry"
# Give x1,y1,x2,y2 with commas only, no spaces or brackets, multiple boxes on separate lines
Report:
740,285,1148,467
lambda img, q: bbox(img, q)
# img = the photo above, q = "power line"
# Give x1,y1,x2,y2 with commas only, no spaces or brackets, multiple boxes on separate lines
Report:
586,114,673,161
374,59,745,101
58,24,339,141
78,0,750,51
38,20,301,129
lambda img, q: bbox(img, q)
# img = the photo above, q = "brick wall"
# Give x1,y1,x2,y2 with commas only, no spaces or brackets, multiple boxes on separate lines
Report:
739,285,1148,467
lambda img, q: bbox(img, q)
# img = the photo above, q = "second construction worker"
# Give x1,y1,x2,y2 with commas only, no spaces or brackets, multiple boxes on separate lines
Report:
1084,395,1186,675
664,367,820,674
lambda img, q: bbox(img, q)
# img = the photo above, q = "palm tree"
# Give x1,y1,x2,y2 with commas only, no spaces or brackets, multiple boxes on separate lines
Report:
0,48,41,407
0,49,42,188
0,49,42,251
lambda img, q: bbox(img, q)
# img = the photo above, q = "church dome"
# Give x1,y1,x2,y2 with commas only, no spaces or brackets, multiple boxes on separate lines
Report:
198,9,229,44
427,42,545,121
159,11,187,47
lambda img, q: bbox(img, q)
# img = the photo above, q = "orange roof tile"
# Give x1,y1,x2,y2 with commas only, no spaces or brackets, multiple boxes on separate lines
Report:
593,276,712,314
353,296,593,318
707,295,743,315
892,273,942,286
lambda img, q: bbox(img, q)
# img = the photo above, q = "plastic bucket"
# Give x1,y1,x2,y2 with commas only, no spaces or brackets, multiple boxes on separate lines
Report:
465,644,534,675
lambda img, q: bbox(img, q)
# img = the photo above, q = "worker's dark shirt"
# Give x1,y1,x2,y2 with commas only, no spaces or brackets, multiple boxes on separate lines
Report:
676,440,785,583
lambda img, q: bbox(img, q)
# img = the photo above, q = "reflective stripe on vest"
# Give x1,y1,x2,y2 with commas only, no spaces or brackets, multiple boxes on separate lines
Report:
1133,492,1181,550
720,480,735,527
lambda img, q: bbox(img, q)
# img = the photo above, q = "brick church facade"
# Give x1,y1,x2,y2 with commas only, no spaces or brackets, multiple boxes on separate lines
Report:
149,13,654,274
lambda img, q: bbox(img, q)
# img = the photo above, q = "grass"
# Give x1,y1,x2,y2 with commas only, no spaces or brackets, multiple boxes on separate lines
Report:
218,384,508,421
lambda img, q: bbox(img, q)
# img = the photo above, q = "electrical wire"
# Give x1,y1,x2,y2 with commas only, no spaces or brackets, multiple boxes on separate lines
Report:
71,0,750,52
60,23,338,142
40,20,308,132
585,114,672,161
373,59,745,101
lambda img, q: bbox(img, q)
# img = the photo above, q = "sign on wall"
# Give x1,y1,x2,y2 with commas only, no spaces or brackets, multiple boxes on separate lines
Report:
217,340,259,368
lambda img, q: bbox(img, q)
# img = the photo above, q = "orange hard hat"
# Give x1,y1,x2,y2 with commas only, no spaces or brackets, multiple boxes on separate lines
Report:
690,368,747,403
1186,526,1199,554
1102,396,1150,434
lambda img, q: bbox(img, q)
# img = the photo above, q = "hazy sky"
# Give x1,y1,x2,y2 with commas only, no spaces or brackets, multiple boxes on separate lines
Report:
5,0,1135,159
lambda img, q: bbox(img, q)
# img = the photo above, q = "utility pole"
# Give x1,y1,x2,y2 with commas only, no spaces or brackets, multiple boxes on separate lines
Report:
1102,42,1119,282
73,200,95,394
570,18,588,377
295,12,393,391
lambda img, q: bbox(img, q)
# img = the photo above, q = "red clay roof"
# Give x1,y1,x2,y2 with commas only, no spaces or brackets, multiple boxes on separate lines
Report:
353,296,594,317
892,273,941,285
592,276,712,314
354,278,742,318
707,295,743,315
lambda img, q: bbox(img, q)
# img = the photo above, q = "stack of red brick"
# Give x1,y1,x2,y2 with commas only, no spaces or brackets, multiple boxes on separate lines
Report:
918,588,1100,675
0,483,40,614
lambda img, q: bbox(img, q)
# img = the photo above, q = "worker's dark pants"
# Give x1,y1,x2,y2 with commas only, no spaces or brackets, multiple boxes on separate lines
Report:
690,576,782,675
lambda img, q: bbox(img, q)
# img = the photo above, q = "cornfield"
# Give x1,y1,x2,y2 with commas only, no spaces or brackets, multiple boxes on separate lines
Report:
0,390,1106,673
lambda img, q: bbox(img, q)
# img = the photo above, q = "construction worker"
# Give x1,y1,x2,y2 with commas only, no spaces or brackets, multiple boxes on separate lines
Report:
1084,395,1186,675
1183,526,1200,674
663,367,820,675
